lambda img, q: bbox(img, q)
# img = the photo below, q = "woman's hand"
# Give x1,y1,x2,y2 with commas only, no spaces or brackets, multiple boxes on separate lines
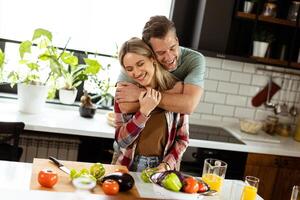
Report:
156,162,170,172
139,88,161,116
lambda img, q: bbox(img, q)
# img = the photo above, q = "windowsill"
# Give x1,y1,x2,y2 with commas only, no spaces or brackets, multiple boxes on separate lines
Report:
0,92,113,111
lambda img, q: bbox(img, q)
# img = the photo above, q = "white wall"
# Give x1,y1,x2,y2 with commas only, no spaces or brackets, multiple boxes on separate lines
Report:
191,56,300,128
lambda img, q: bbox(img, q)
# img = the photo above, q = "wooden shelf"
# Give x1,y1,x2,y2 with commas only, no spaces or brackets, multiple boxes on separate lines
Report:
236,12,298,27
291,62,300,69
236,12,255,20
250,56,288,66
258,15,297,27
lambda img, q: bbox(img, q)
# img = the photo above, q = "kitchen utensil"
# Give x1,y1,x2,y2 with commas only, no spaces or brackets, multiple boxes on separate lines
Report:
265,76,276,108
274,78,285,114
252,76,280,107
290,80,299,117
49,156,71,174
281,79,293,116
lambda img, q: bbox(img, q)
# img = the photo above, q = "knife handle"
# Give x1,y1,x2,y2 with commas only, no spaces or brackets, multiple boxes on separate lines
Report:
49,156,63,167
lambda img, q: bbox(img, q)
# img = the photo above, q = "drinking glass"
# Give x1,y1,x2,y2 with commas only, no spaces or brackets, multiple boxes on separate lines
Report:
240,176,259,200
291,185,300,200
201,158,227,193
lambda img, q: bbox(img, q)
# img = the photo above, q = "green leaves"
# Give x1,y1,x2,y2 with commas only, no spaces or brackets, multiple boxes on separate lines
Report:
61,52,78,66
19,40,32,59
83,58,101,74
32,28,52,42
0,49,4,68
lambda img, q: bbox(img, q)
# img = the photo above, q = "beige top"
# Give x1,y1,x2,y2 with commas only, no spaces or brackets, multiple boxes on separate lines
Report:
135,108,167,157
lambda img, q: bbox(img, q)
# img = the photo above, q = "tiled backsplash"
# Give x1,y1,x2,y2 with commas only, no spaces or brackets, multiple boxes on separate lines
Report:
192,56,300,127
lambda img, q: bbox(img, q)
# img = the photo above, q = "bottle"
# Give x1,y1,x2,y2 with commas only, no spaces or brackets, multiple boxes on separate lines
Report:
294,117,300,142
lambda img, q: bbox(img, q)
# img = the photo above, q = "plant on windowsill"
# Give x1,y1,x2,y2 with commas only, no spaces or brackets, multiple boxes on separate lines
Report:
0,49,5,83
252,29,275,58
6,28,61,114
90,63,115,109
54,50,102,105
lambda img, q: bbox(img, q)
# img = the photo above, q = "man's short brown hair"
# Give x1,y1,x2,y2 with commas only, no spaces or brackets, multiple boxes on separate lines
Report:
142,15,176,45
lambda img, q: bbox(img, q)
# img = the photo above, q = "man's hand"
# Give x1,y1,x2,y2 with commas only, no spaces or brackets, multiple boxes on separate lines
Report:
159,84,203,114
139,88,161,117
115,82,145,103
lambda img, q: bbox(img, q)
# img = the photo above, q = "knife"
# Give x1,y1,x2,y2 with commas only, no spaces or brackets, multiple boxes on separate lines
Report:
48,156,71,174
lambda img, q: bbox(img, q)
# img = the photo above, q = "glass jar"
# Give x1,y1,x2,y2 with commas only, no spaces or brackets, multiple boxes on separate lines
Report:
262,3,277,17
294,117,300,142
263,115,279,135
287,1,300,21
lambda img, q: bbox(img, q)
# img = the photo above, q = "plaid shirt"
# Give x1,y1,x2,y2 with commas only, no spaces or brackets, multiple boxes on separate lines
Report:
114,101,189,170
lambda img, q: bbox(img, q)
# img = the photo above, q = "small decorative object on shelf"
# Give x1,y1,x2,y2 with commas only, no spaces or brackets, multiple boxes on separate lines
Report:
79,90,96,118
262,1,277,17
243,0,255,13
252,29,275,57
287,1,300,21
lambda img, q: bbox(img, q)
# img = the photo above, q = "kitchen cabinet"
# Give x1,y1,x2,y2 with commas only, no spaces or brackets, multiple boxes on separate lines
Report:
229,0,300,69
244,153,300,200
172,0,300,69
77,136,114,164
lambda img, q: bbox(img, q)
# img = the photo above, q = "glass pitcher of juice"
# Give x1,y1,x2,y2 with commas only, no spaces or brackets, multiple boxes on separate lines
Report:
201,158,227,193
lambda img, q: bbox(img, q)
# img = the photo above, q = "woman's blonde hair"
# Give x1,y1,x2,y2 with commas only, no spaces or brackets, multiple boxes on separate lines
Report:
119,37,177,91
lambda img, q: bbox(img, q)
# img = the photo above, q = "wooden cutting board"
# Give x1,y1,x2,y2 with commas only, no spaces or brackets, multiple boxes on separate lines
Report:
30,158,140,198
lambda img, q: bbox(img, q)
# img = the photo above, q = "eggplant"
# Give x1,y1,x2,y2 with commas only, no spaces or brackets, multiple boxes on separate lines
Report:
100,172,135,191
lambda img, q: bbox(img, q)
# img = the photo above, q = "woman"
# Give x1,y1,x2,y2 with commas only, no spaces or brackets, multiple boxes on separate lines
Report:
114,37,189,172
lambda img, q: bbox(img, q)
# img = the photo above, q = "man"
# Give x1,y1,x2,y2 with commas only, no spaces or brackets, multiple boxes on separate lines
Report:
116,15,206,114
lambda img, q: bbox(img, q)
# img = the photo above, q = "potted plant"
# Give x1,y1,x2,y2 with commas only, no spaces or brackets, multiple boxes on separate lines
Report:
7,28,61,114
252,29,275,57
55,51,102,105
90,63,115,109
0,49,5,83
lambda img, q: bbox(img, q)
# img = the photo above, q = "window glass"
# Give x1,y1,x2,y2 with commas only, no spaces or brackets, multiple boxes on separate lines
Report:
0,0,173,55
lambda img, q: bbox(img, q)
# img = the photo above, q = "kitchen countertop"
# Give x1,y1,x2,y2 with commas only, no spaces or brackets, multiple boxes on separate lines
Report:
1,98,300,158
0,160,263,200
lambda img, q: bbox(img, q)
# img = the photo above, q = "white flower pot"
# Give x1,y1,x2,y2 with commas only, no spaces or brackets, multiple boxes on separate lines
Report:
252,41,269,57
59,88,78,105
17,83,48,114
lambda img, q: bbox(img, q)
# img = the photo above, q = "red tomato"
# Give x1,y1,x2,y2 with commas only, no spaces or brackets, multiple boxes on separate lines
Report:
38,168,58,188
102,179,119,195
183,177,199,194
198,181,209,193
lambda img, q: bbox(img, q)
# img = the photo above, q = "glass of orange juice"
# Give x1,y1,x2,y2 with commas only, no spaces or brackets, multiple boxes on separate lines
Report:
201,158,227,193
240,176,259,200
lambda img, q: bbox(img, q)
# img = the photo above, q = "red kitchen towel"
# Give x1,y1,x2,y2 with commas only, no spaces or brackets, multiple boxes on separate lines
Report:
252,81,281,107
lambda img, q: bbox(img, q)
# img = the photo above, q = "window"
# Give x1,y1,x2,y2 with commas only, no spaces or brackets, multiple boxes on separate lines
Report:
0,0,173,102
0,0,173,55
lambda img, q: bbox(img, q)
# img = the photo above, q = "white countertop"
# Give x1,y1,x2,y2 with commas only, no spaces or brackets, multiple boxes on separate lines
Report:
1,98,300,158
0,160,263,200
